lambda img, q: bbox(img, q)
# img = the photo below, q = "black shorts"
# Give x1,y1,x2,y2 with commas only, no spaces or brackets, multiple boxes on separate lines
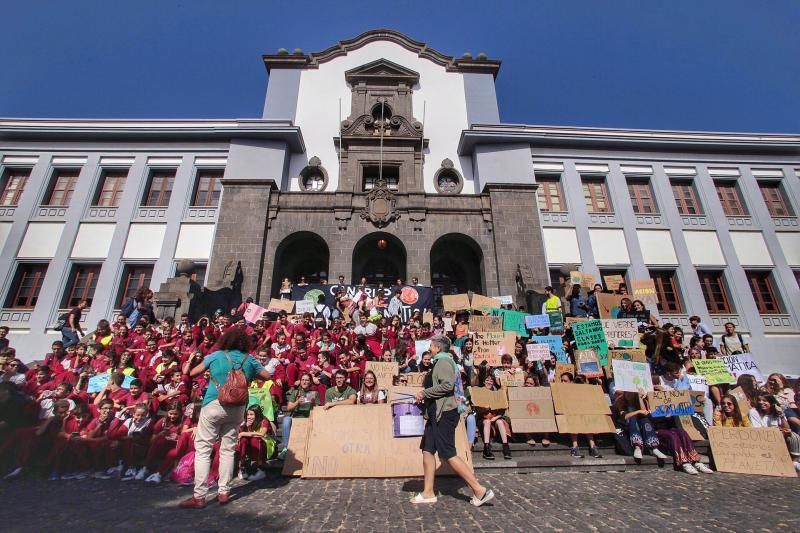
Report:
420,408,459,460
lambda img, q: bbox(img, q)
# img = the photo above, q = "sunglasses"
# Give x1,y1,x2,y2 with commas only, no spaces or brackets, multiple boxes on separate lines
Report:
721,402,735,407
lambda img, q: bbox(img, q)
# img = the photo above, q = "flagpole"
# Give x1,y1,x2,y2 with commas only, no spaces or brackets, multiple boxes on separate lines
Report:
379,97,385,184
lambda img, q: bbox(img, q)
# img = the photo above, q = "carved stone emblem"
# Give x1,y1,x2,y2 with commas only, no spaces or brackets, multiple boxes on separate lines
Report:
360,180,400,228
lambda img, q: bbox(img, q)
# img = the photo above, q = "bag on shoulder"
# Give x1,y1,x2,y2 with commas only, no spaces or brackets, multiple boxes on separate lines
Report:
53,312,69,331
211,351,250,406
120,297,136,318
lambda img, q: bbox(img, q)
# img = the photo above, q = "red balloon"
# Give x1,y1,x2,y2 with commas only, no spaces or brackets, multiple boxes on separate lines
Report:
377,239,387,250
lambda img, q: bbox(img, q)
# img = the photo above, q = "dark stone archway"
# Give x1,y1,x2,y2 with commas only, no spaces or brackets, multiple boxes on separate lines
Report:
271,232,330,297
430,233,484,311
351,232,407,286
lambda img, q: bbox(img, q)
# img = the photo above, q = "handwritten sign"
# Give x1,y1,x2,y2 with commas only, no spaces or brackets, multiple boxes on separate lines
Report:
707,427,797,477
442,317,453,332
596,293,624,319
442,294,470,312
243,303,268,323
497,295,514,306
469,315,503,333
720,353,765,383
611,360,654,393
498,371,525,388
575,348,602,378
294,299,315,315
507,387,557,433
281,417,311,476
492,308,531,337
569,271,596,289
631,278,659,306
471,294,501,313
692,359,736,385
532,335,566,363
647,390,694,418
402,373,426,387
413,340,431,363
526,343,551,362
469,386,508,410
601,319,639,348
573,319,609,365
547,312,565,334
555,363,576,381
525,314,551,330
365,361,399,390
268,298,294,313
729,386,753,418
603,274,625,292
87,373,134,394
472,331,516,367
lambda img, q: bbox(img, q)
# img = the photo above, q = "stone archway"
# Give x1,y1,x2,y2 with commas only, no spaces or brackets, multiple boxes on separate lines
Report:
430,233,485,311
351,232,407,286
271,232,329,297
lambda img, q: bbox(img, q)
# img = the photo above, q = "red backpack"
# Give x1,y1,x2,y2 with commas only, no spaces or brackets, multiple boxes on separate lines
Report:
210,351,250,406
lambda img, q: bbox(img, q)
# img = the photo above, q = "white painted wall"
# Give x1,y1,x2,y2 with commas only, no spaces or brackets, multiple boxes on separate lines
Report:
730,232,774,266
684,231,725,265
0,222,11,254
174,224,215,259
71,223,115,258
542,228,581,264
291,40,471,193
17,223,64,258
637,230,678,265
588,229,630,265
122,224,166,259
776,233,800,266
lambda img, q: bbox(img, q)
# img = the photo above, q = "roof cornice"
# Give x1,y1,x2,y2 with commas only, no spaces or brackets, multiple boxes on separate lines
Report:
263,29,501,78
459,124,800,156
0,119,306,152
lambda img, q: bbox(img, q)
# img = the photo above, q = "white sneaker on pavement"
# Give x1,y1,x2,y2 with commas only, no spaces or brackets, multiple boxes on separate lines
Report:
651,448,668,460
3,467,23,480
681,463,699,475
694,462,714,474
121,468,138,481
134,467,148,481
632,448,642,460
248,469,266,482
145,472,162,484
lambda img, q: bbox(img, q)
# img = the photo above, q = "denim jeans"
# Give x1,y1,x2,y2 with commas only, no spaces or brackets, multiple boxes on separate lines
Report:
465,413,476,444
281,416,293,449
627,415,660,449
61,327,80,348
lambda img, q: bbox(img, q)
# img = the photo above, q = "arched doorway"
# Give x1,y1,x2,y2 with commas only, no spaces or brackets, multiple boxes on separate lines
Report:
352,232,406,286
271,232,329,297
430,234,484,312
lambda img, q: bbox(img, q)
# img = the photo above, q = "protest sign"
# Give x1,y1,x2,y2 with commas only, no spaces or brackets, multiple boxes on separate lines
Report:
551,383,614,434
423,311,434,326
720,353,765,383
442,317,453,332
596,293,624,319
442,294,470,312
692,359,736,385
471,294,501,313
87,373,134,394
301,405,471,478
413,340,431,363
293,284,434,324
294,299,315,315
569,271,596,289
687,374,709,393
575,348,602,378
498,371,525,388
268,298,294,313
611,360,654,393
689,391,706,414
547,312,565,334
707,427,797,477
555,415,616,434
631,279,659,307
492,308,531,337
608,348,646,363
525,314,551,330
468,386,509,410
601,319,639,348
526,343,551,362
243,302,268,323
603,274,625,292
365,361,399,390
532,335,566,362
281,417,311,476
497,295,514,306
647,390,694,417
402,373,426,387
676,416,705,441
507,387,558,433
728,386,753,418
573,319,609,365
472,331,516,367
555,363,576,380
469,315,502,333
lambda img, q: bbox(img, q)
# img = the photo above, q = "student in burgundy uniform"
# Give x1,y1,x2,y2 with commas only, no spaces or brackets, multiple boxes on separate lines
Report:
151,369,188,412
236,405,271,481
2,398,71,480
71,399,123,479
139,401,183,483
113,404,153,481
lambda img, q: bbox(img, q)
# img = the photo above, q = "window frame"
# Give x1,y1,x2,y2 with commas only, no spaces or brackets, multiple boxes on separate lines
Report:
714,180,748,217
117,264,154,307
758,181,794,217
581,176,613,213
745,270,783,314
0,168,30,207
93,169,128,207
627,178,659,215
142,170,176,207
62,264,101,308
191,170,223,207
6,263,48,309
44,170,80,207
649,269,683,313
670,179,703,216
362,164,399,192
698,270,733,314
537,175,566,212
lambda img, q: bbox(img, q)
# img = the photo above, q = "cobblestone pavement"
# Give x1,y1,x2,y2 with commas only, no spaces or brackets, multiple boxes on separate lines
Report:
0,470,796,532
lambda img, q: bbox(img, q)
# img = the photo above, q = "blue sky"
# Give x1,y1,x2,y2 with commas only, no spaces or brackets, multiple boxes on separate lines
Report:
1,1,798,133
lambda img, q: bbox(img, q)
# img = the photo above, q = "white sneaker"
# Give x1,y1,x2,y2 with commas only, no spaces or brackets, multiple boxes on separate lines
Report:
651,448,668,460
632,448,642,460
121,468,138,481
3,467,22,480
248,469,266,481
681,463,699,475
74,471,91,481
105,465,123,477
60,472,78,480
145,472,162,484
134,467,148,481
92,470,113,480
694,462,714,474
238,469,249,480
794,461,800,473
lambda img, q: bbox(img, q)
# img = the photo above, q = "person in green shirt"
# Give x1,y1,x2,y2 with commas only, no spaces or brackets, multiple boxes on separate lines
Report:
324,369,357,409
278,373,320,460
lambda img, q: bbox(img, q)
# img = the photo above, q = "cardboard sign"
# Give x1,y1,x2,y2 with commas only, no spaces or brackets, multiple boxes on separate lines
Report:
707,427,797,477
550,383,610,415
468,386,509,410
301,404,471,478
525,314,551,329
720,353,765,383
631,279,659,306
469,315,503,333
565,316,589,328
647,390,694,418
442,294,470,312
390,385,423,402
497,295,514,306
281,417,311,476
603,275,625,292
555,363,576,381
471,294,501,313
87,373,134,394
243,302,268,323
687,374,709,393
569,271,596,289
692,359,736,385
422,311,433,326
442,317,453,332
294,299,315,315
365,361,399,390
507,387,558,433
601,319,639,348
472,331,516,367
728,386,753,418
611,360,654,393
690,391,706,414
575,348,602,378
413,340,431,363
498,371,525,388
547,312,565,334
555,414,616,434
676,416,705,441
608,348,646,363
596,293,624,319
268,298,295,313
492,308,531,337
573,319,609,365
532,335,566,362
402,373,426,387
526,343,551,362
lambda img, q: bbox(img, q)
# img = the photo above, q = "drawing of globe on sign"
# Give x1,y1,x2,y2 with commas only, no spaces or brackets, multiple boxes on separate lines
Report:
304,289,324,304
526,402,540,415
400,287,418,305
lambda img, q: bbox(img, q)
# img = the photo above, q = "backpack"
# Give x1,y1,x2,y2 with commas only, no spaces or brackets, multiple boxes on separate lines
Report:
314,304,328,327
209,351,250,406
120,297,136,318
53,312,69,331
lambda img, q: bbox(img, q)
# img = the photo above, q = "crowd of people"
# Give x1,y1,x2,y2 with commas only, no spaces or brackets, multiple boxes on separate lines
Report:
0,279,798,492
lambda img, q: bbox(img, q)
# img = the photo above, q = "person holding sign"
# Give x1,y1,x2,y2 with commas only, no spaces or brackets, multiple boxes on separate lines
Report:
560,374,603,459
713,394,752,427
614,392,668,461
751,393,800,471
475,373,512,461
357,370,386,404
277,373,320,461
411,335,494,507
